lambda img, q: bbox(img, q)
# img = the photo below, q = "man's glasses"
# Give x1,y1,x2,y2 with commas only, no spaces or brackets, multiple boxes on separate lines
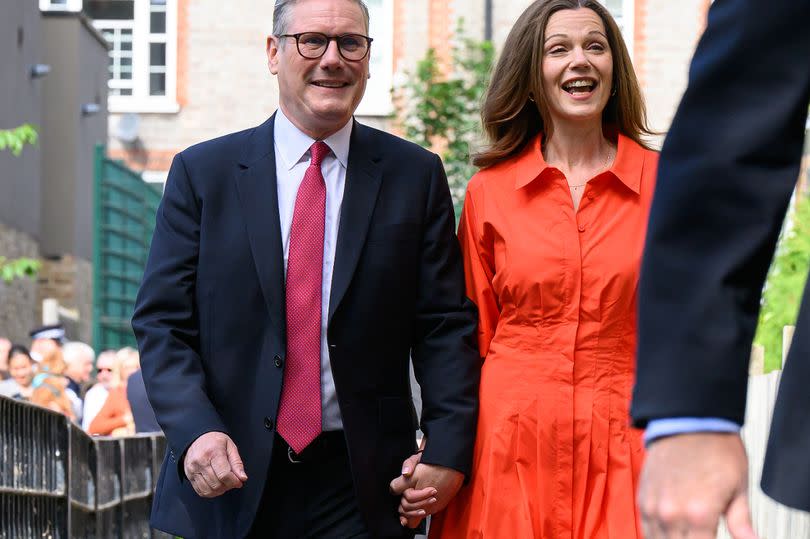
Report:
279,32,373,61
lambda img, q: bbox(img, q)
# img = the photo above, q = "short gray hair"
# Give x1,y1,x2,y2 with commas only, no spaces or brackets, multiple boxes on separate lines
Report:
63,341,96,365
273,0,370,36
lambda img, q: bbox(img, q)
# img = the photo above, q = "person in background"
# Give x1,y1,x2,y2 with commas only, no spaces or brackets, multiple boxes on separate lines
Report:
0,337,11,380
412,0,658,536
0,345,36,400
28,324,65,363
62,341,95,420
631,0,810,537
126,363,160,433
81,349,118,430
30,348,76,421
87,348,141,436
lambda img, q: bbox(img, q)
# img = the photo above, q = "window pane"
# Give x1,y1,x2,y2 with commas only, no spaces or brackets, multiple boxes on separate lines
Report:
150,11,166,34
150,73,166,95
150,43,166,66
121,40,132,51
120,88,133,96
85,0,134,20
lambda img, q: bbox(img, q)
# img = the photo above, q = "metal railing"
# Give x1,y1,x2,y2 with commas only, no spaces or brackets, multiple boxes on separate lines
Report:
0,395,170,538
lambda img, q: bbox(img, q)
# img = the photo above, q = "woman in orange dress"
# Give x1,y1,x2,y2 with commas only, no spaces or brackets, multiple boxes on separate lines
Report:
88,347,141,436
412,1,657,537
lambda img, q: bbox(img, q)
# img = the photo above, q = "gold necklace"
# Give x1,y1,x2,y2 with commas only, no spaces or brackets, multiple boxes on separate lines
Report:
569,148,613,190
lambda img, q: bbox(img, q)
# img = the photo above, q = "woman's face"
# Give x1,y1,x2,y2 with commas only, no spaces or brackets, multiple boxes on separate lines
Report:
541,8,613,129
9,353,33,387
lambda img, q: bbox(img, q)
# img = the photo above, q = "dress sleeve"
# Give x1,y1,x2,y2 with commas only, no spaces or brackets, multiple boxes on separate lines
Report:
457,183,499,358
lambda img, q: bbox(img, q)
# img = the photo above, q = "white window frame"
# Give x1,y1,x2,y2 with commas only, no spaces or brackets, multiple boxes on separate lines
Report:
355,0,394,117
93,0,179,114
39,0,83,11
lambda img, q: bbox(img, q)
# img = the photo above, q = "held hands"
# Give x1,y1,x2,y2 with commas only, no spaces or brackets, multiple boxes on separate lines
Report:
389,444,464,529
638,432,758,539
184,431,248,498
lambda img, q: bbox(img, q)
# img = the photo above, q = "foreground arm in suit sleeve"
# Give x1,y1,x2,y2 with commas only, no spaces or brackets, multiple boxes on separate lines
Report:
132,154,246,496
390,154,481,525
631,0,810,537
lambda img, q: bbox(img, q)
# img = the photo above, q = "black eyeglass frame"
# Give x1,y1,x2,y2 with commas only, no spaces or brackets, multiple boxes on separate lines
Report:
278,32,373,61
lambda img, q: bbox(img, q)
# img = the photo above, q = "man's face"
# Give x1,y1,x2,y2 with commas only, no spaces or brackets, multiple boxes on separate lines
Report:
267,0,370,139
66,353,93,383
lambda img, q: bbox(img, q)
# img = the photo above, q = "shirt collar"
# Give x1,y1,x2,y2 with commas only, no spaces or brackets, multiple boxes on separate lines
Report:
273,108,353,170
513,132,644,194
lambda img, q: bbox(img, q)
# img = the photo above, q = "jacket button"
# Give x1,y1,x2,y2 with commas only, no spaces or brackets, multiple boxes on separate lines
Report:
264,417,274,430
274,355,283,368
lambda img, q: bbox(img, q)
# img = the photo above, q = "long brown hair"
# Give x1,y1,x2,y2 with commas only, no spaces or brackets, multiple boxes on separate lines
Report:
473,0,654,168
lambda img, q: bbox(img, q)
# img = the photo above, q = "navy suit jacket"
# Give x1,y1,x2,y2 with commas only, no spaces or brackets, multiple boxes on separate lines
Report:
132,116,480,538
631,0,810,511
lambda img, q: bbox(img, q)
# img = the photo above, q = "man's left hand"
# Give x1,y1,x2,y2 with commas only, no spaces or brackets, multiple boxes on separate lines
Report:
390,452,464,529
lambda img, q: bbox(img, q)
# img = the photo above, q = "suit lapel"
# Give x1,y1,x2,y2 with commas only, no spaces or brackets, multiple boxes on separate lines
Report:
235,115,286,342
329,122,382,324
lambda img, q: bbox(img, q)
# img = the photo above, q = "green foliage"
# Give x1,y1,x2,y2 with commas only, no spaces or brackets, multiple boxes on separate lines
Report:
1,124,41,283
394,23,494,216
0,257,41,283
753,194,810,371
0,124,38,156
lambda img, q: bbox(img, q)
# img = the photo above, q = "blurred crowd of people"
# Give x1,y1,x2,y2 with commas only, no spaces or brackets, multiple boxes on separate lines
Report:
0,324,159,436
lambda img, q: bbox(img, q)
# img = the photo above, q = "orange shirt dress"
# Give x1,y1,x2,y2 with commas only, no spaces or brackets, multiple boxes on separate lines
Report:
429,133,658,539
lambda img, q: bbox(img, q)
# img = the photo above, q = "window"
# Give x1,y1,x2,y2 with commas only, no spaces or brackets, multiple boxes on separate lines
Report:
601,0,634,60
355,0,394,116
39,0,82,11
86,0,178,113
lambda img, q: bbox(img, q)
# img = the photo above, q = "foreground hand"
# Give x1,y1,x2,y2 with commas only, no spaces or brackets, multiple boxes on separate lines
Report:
390,452,464,528
638,432,758,539
184,431,248,498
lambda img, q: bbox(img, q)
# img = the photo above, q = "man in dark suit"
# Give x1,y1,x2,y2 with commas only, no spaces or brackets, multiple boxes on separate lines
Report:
631,0,810,537
131,0,480,537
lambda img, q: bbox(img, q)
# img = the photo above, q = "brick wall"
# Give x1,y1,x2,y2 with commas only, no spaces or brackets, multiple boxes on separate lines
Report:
638,0,706,137
0,222,39,344
36,255,93,344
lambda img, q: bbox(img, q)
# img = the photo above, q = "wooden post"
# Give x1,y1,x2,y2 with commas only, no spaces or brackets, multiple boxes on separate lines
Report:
749,344,765,376
782,325,796,367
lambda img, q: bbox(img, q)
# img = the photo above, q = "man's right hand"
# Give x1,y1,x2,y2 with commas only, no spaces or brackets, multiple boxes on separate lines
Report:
183,431,248,498
638,432,758,539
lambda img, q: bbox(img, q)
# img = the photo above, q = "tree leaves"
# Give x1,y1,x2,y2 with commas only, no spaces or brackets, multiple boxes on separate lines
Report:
394,22,495,217
0,257,41,283
754,193,810,371
1,124,41,283
0,124,38,156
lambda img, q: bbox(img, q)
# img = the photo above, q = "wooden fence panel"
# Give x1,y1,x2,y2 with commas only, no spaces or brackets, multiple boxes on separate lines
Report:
717,329,810,538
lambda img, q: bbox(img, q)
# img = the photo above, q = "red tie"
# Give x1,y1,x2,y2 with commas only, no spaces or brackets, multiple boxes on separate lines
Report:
277,141,330,453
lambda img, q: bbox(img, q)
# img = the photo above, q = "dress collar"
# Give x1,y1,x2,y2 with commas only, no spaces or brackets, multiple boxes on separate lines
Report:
513,132,644,194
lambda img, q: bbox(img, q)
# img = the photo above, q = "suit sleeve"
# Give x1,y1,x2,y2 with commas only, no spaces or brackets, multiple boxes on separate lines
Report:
457,182,499,359
411,154,481,478
132,153,228,473
631,0,810,427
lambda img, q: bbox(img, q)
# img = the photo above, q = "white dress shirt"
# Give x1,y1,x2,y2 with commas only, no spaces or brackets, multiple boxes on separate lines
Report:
274,109,351,432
